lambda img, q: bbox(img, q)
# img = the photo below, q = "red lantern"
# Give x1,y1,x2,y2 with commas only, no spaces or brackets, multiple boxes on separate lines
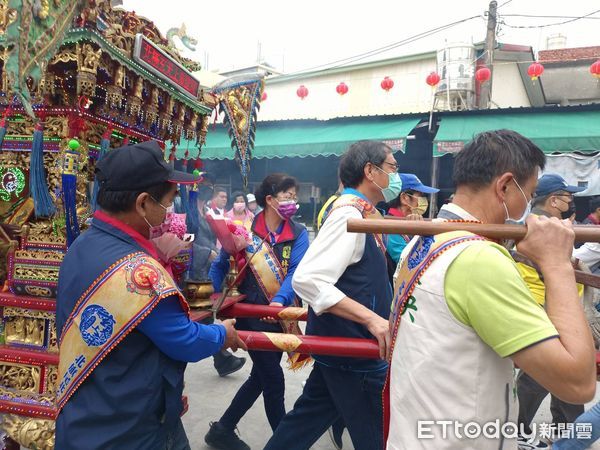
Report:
336,82,349,96
381,76,394,91
527,62,544,81
297,85,309,100
261,92,267,101
475,66,491,83
426,72,441,87
590,60,600,79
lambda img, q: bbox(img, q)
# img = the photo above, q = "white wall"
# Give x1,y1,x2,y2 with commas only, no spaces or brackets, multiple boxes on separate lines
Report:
490,63,531,109
259,56,438,121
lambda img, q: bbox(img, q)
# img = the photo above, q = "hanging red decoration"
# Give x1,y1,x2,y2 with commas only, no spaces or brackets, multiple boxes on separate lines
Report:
296,85,309,100
194,158,204,170
590,60,600,79
380,76,394,91
336,82,349,96
183,149,189,167
261,92,268,101
475,66,491,83
527,62,544,81
426,72,441,87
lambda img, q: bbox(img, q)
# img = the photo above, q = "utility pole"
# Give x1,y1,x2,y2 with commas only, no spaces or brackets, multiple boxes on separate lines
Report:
478,0,497,109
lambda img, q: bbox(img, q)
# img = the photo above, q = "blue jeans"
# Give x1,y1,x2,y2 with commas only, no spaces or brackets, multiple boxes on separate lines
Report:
264,362,386,450
553,402,600,450
165,419,191,450
219,350,285,432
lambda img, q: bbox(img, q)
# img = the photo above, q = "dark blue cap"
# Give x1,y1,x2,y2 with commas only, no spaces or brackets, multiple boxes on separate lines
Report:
535,173,585,197
399,173,439,194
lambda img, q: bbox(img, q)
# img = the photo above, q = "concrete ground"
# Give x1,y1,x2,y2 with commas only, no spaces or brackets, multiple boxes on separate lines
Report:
182,356,600,450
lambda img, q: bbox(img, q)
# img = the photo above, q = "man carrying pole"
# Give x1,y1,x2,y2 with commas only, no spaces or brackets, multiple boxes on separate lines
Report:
386,130,596,449
265,140,402,450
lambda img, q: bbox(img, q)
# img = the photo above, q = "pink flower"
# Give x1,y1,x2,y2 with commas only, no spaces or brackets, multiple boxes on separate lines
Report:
167,213,187,239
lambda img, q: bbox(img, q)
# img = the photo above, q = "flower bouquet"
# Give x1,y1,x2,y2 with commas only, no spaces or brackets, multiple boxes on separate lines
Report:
205,213,252,256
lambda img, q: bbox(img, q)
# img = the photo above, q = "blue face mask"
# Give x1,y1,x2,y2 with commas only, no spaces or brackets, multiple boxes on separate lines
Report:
503,179,532,225
374,166,403,203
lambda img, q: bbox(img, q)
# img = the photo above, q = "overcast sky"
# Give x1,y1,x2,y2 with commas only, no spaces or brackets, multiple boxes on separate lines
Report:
122,0,599,74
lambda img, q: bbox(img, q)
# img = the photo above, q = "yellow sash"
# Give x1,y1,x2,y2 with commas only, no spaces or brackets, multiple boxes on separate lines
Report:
57,252,188,411
383,231,487,439
390,231,486,345
329,194,386,254
246,235,311,370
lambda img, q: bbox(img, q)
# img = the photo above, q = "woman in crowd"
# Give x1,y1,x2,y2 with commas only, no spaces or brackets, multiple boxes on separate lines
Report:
225,191,254,231
205,173,310,450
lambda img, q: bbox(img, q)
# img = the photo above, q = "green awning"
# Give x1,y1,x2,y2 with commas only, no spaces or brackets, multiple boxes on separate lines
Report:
433,111,600,157
180,117,422,160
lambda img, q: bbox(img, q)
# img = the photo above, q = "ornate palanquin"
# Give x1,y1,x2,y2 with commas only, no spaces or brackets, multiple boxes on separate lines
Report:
0,1,214,448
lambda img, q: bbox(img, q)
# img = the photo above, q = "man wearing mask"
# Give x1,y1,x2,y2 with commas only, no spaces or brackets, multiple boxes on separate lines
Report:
265,140,399,450
386,131,595,449
55,141,246,449
386,173,439,263
513,173,586,447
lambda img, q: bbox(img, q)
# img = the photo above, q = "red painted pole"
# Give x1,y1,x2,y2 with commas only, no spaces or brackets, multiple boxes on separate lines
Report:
219,303,308,321
237,330,380,359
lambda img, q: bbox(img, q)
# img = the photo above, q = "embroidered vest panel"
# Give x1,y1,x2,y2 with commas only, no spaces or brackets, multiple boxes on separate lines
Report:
56,225,186,448
387,240,517,450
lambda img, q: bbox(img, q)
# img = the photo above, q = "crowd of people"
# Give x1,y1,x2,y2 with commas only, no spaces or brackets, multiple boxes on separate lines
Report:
55,131,600,450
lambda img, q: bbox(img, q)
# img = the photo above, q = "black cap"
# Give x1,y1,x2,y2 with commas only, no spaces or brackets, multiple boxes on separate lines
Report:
96,141,201,191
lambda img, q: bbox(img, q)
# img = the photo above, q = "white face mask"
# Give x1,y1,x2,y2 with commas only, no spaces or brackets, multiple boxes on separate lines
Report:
503,179,532,225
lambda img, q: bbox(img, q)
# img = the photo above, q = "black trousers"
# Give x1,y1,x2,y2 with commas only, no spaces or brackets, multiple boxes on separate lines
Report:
517,371,584,434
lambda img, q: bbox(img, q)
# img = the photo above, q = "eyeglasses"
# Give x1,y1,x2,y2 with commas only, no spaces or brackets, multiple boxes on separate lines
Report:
382,161,399,172
276,193,297,202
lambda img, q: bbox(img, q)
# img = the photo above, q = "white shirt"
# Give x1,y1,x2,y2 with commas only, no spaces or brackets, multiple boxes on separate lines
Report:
573,242,600,268
292,204,365,314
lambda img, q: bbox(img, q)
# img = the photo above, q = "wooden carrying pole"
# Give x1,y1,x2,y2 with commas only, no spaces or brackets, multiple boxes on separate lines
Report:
347,218,600,243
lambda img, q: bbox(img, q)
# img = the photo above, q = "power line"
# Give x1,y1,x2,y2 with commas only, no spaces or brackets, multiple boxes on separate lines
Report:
500,9,600,28
286,15,480,77
502,13,600,20
497,0,513,9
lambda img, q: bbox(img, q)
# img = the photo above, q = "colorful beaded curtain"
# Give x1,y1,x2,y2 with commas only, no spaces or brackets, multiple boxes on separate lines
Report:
212,77,264,188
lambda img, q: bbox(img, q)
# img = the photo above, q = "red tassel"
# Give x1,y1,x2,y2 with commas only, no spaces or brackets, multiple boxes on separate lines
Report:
68,112,87,138
169,145,176,162
194,158,204,169
183,149,189,167
102,126,114,140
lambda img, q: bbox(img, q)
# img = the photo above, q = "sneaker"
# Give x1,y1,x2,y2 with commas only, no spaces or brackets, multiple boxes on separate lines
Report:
518,435,550,449
205,421,250,450
328,420,344,450
214,355,246,377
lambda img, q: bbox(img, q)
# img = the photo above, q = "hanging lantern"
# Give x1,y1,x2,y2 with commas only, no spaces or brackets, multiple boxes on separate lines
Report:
296,85,309,100
261,91,268,101
336,82,349,96
380,76,394,92
527,62,544,81
590,60,600,79
426,72,441,87
475,66,491,83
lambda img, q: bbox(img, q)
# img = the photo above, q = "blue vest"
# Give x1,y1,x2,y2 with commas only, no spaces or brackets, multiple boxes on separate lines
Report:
56,217,185,450
307,232,392,371
236,216,305,333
